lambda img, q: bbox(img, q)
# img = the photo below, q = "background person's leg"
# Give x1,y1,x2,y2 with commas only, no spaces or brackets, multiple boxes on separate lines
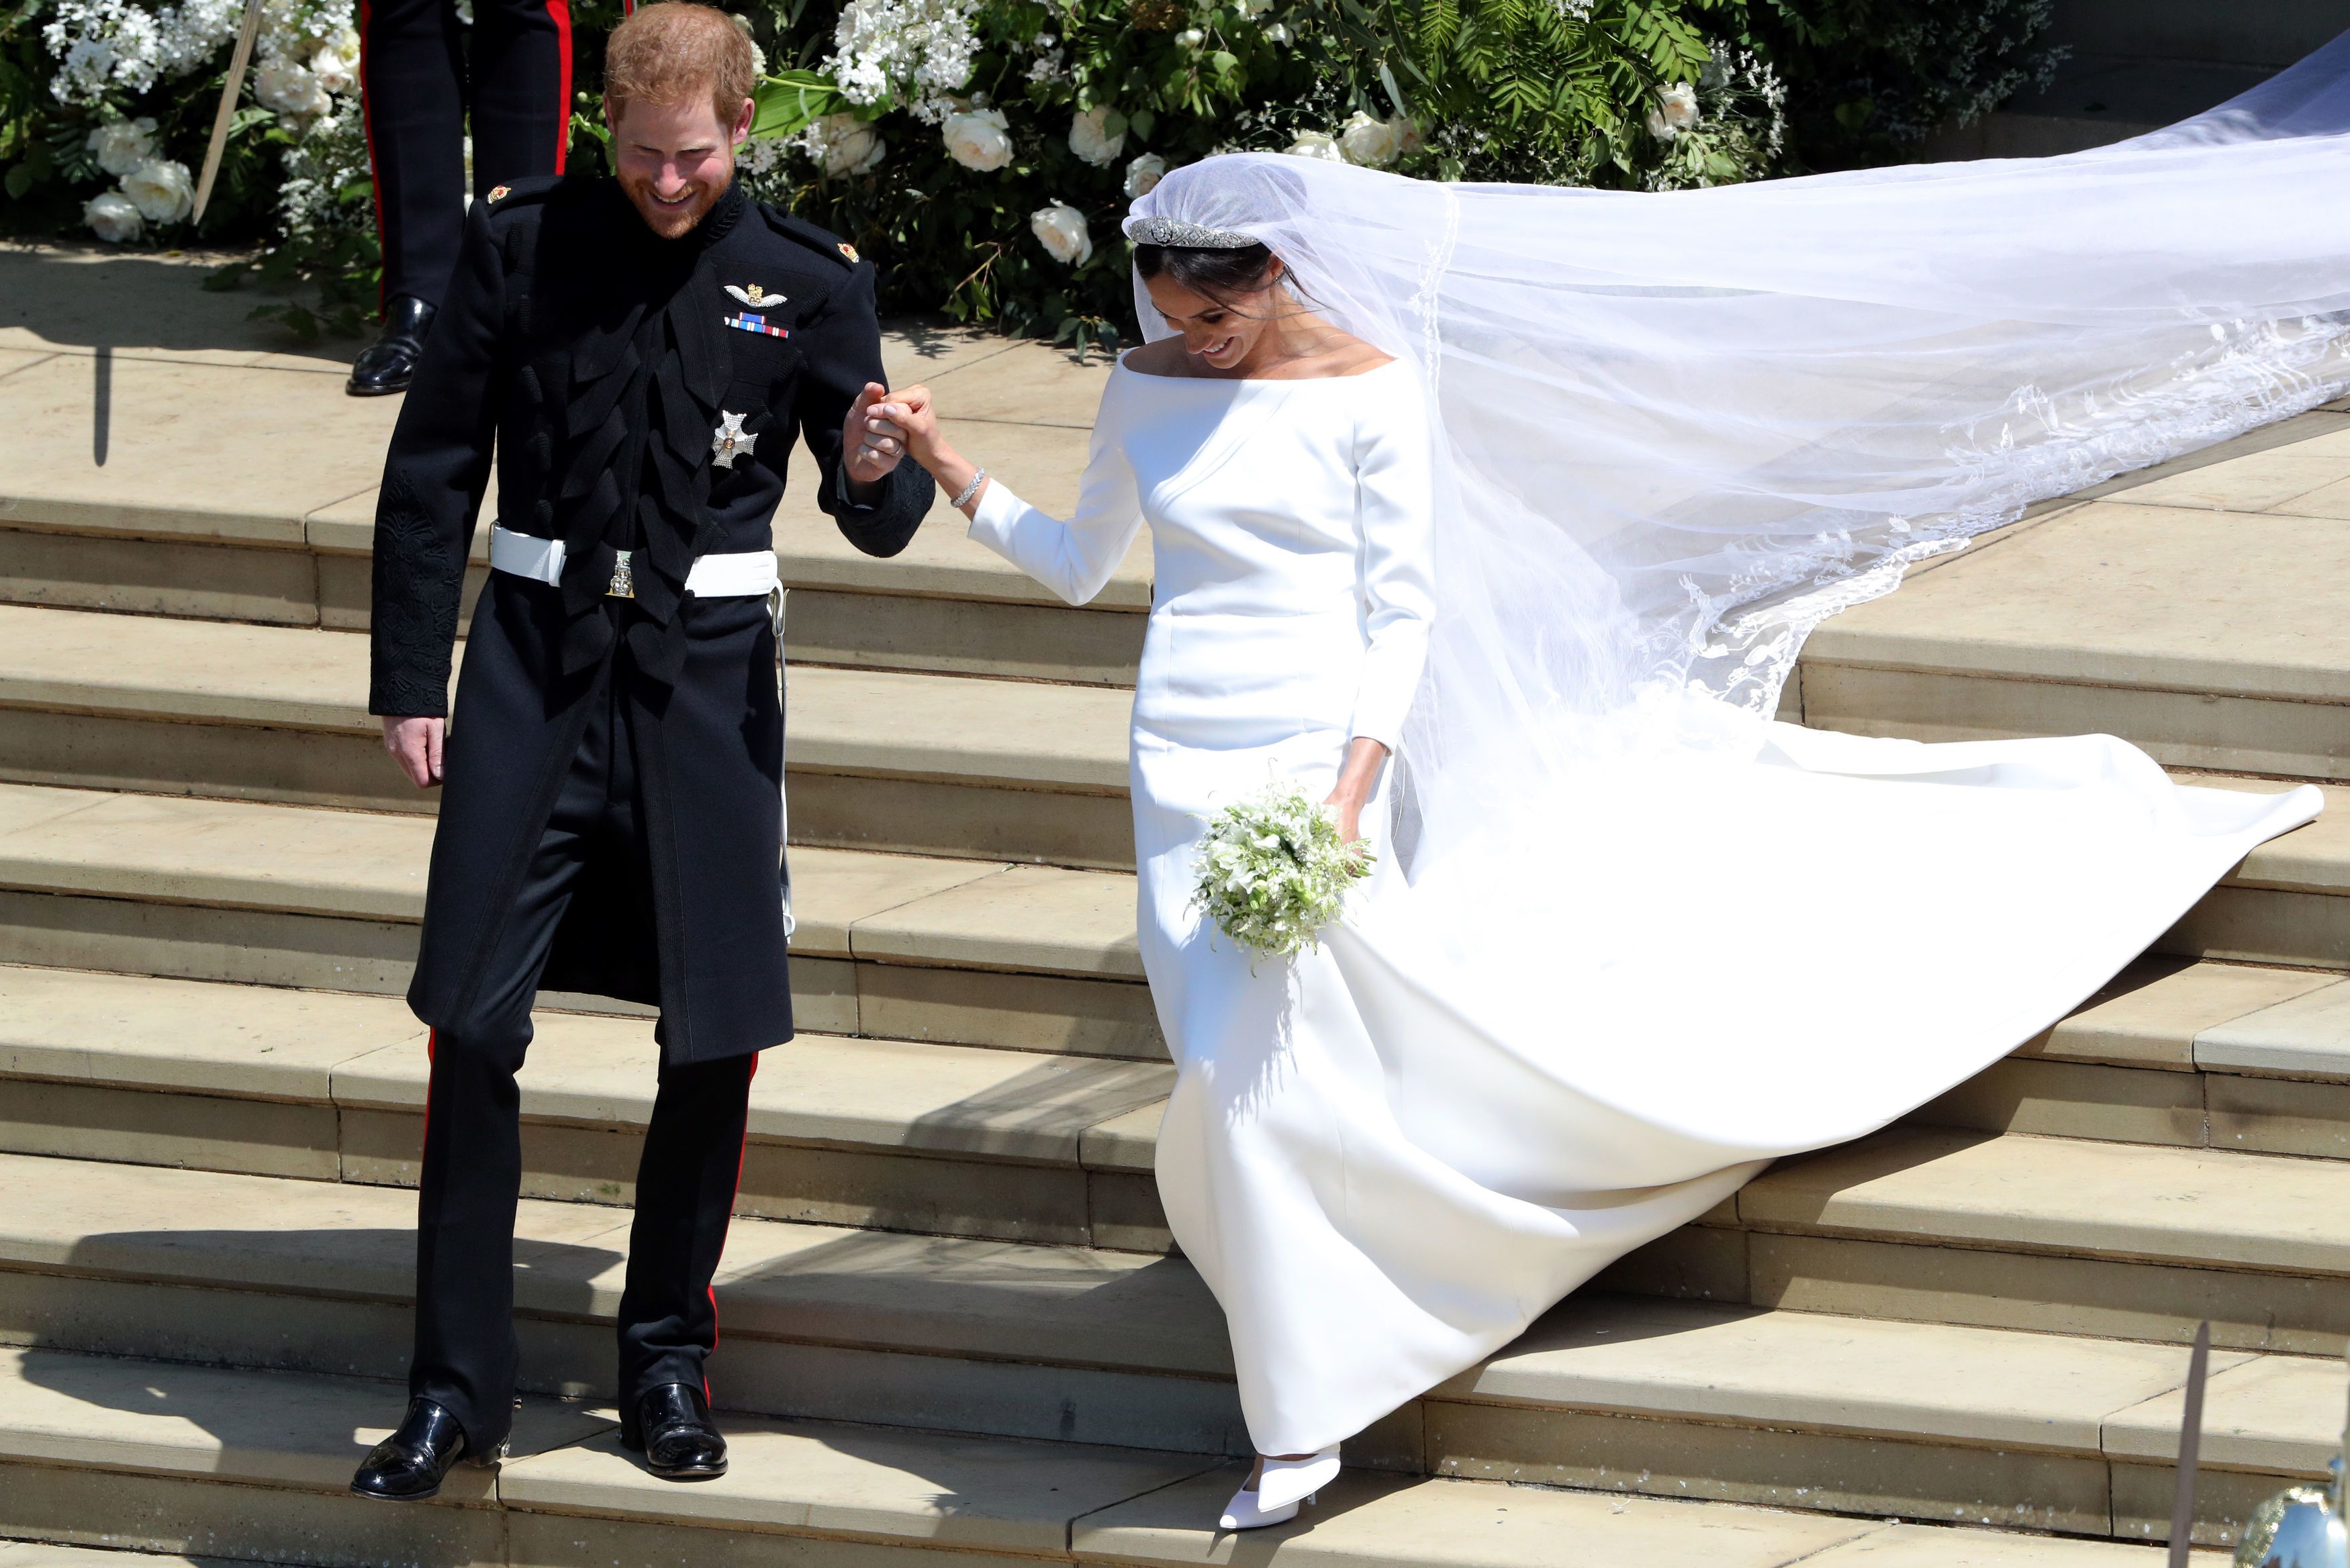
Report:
468,0,571,195
357,0,467,309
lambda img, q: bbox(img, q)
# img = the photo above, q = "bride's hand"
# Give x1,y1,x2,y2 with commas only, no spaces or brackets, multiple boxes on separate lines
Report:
869,384,941,466
1323,737,1391,845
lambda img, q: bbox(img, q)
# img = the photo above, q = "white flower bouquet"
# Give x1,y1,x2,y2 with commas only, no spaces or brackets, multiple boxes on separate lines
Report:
1192,783,1373,960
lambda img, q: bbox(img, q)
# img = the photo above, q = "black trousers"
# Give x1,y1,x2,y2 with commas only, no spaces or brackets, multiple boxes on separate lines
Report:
359,0,572,309
408,664,756,1451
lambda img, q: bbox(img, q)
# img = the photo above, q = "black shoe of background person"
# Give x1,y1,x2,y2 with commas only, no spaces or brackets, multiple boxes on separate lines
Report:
346,295,438,397
349,1396,485,1500
620,1382,729,1480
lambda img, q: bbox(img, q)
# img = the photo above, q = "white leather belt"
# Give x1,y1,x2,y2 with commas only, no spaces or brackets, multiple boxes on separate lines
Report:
488,525,779,599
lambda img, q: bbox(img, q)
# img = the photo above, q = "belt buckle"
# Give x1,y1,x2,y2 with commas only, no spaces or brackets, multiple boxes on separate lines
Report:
608,549,635,599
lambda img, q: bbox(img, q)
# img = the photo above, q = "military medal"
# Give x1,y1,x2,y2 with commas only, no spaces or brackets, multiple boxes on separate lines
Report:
722,313,789,338
712,411,757,469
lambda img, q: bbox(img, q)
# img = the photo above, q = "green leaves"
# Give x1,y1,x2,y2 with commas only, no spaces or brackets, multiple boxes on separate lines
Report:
749,68,851,140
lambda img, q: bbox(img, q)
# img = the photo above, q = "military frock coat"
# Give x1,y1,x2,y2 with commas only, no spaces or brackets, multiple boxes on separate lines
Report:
368,175,933,1063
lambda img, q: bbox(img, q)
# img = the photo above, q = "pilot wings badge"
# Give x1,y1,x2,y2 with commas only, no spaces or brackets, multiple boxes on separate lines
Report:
725,283,788,309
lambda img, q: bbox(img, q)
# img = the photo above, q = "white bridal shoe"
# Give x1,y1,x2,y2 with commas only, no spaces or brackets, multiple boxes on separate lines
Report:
1219,1447,1342,1530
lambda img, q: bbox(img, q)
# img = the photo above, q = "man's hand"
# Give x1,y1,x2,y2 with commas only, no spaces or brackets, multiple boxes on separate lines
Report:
844,382,907,491
383,716,445,789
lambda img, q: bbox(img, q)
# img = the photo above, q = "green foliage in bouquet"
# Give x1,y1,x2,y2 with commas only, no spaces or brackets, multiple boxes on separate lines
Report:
1192,782,1374,961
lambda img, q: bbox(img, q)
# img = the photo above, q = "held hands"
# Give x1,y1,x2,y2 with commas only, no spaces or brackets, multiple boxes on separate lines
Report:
1323,736,1391,845
844,381,908,489
856,384,988,514
383,716,444,789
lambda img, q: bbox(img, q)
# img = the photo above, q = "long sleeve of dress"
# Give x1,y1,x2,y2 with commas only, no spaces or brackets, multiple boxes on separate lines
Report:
1346,385,1438,748
966,385,1143,606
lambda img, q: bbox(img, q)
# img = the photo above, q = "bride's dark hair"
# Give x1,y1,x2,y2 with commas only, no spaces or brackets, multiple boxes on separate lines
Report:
1133,242,1280,304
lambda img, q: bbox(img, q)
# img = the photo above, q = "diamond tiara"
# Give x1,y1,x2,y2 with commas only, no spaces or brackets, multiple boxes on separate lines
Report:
1121,217,1262,249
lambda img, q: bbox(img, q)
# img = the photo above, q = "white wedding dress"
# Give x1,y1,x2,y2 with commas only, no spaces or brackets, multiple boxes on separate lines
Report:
966,354,2323,1458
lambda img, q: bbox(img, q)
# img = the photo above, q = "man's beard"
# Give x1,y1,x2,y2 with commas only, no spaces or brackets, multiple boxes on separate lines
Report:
621,166,731,240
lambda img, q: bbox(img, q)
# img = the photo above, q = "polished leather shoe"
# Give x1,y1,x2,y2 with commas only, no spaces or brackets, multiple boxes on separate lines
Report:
350,1397,496,1501
620,1382,728,1479
346,295,438,397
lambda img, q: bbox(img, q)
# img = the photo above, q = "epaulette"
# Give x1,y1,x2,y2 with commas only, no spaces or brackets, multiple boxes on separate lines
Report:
760,202,863,268
479,173,567,213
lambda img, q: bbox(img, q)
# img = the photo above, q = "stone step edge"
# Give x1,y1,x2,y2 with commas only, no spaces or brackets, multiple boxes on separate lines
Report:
0,783,1145,981
0,1342,2175,1568
3,1150,2335,1482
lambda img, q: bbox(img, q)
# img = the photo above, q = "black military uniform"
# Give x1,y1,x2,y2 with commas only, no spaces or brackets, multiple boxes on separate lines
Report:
357,171,931,1489
348,0,573,393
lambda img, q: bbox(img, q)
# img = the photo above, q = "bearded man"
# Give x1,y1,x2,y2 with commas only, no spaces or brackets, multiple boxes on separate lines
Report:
351,0,932,1500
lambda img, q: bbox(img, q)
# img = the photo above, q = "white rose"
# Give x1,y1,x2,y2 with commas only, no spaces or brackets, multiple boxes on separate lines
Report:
1068,105,1127,168
255,57,330,117
808,113,885,177
1284,130,1343,162
1030,200,1092,266
1658,81,1700,132
942,107,1013,171
1262,21,1290,43
83,191,144,244
1337,109,1407,166
86,116,158,178
1175,27,1204,46
122,158,195,224
1644,106,1675,142
309,44,355,93
1123,151,1167,199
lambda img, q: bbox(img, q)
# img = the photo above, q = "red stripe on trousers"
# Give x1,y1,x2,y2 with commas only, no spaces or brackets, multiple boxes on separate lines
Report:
706,1050,757,1400
420,1026,437,1148
549,0,573,172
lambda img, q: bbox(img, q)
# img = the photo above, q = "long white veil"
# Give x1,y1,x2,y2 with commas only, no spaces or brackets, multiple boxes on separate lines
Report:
1124,36,2350,872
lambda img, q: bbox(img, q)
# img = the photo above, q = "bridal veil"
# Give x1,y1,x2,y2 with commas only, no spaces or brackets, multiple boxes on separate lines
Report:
1125,36,2350,867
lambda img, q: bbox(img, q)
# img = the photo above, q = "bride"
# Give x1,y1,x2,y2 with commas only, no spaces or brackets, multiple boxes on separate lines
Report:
858,42,2350,1532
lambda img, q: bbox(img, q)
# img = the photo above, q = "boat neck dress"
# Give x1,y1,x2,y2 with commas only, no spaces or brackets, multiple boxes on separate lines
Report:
963,350,2322,1458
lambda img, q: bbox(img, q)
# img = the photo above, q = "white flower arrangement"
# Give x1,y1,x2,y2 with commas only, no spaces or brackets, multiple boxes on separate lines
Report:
942,105,1012,170
1123,151,1166,199
122,155,193,222
1192,783,1374,961
86,114,156,175
1067,104,1126,167
1029,199,1091,264
1337,110,1415,166
1646,81,1699,141
827,0,980,124
83,189,144,242
802,111,886,177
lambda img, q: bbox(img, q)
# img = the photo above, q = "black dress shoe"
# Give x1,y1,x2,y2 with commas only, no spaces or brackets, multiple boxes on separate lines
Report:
620,1382,728,1479
346,295,438,397
350,1397,493,1500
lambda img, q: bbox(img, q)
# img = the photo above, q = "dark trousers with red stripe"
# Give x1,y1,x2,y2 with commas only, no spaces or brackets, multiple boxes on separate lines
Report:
409,665,755,1453
359,0,572,310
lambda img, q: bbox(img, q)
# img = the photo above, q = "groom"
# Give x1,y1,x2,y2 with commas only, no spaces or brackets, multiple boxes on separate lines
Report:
352,1,931,1500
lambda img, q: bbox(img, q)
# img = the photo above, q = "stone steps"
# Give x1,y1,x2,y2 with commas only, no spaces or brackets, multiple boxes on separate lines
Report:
0,1343,2190,1568
0,603,1137,867
0,782,1159,1059
0,965,1172,1251
0,1152,2331,1544
0,777,2339,1048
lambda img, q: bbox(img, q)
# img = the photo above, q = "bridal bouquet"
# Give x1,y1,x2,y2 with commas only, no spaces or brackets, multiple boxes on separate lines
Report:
1193,784,1373,960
